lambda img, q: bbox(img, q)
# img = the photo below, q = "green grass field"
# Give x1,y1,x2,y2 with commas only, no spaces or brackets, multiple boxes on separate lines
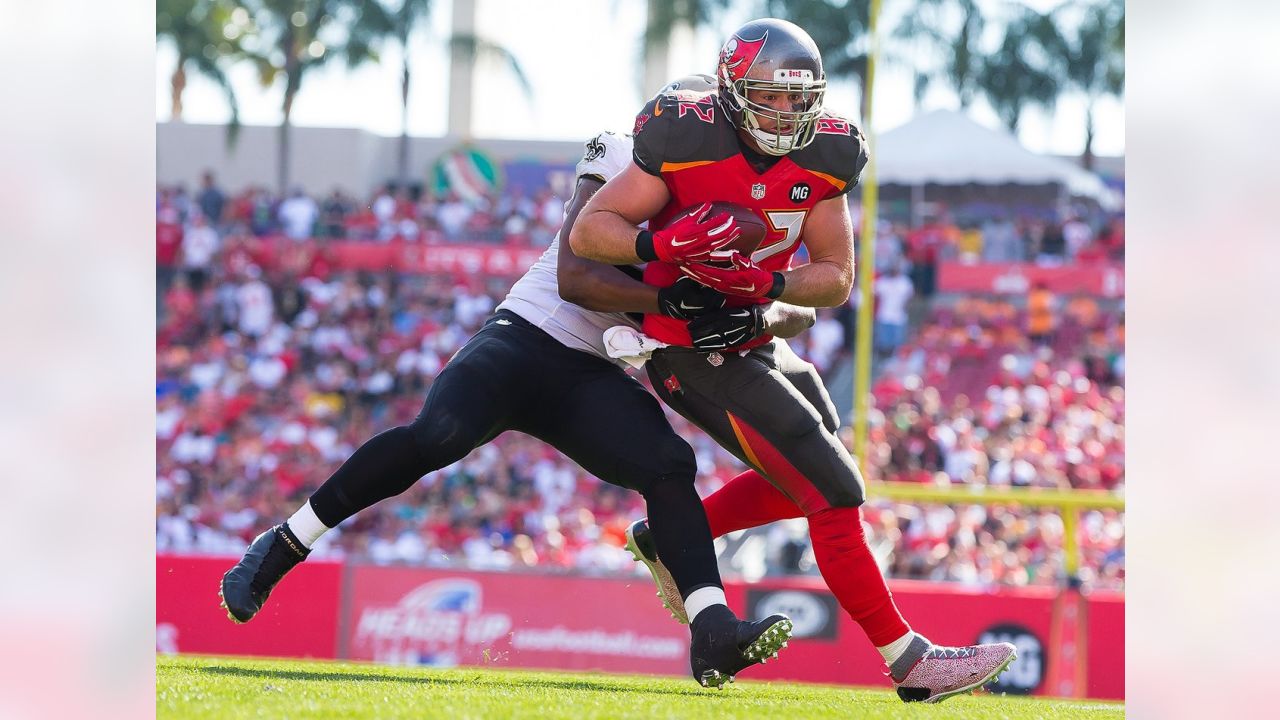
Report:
158,655,1123,719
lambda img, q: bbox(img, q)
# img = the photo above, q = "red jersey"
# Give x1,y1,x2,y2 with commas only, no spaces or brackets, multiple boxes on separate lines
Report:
631,89,867,349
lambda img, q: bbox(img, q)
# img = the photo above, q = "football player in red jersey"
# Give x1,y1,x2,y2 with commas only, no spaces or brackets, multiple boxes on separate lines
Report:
571,18,1016,704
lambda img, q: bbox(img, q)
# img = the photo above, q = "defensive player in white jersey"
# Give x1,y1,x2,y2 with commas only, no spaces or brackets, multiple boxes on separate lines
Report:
219,77,815,688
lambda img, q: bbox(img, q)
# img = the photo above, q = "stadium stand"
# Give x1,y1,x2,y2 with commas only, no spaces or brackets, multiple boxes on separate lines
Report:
156,182,1123,591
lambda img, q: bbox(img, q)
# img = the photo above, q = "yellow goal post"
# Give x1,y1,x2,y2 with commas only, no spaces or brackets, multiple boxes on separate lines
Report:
866,482,1125,577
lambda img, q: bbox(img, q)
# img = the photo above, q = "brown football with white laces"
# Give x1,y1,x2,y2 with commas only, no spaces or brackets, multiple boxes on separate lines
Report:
667,201,767,260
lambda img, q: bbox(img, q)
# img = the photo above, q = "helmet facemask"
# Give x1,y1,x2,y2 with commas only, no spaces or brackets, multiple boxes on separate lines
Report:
721,70,826,156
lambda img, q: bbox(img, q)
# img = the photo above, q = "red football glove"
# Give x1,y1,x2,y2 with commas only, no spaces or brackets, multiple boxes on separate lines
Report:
679,252,786,300
639,202,743,263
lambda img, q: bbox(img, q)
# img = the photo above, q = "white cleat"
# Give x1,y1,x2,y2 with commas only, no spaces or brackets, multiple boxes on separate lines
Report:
625,519,689,624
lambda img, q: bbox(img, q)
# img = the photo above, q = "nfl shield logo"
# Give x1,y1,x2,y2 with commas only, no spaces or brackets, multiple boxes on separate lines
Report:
707,352,724,367
751,183,766,200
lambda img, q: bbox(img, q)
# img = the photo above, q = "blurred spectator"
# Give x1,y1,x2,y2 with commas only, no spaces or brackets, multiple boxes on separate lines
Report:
235,266,274,338
250,188,276,236
956,223,983,263
181,214,219,293
319,190,353,238
171,183,193,224
1026,281,1058,348
437,192,473,239
905,215,954,297
156,192,183,306
197,171,226,227
1063,214,1094,260
981,215,1021,263
806,308,845,374
278,187,320,241
874,263,914,362
1037,220,1067,265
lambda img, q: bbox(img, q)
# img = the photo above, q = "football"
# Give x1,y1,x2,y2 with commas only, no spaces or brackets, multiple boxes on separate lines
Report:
670,201,768,258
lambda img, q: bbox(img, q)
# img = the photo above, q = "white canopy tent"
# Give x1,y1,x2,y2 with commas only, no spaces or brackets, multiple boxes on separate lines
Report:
874,109,1121,218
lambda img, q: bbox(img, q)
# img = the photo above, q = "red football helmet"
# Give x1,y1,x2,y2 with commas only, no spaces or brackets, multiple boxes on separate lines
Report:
716,18,827,156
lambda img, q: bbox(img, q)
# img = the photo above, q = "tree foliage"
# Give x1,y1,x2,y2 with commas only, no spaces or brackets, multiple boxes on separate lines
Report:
156,0,245,146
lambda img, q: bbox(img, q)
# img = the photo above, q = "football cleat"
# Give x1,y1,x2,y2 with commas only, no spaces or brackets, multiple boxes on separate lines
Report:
690,604,793,689
219,523,310,624
624,519,688,624
890,636,1018,704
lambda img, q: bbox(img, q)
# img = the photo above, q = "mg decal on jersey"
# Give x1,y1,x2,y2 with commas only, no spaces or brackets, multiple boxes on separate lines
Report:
814,117,852,136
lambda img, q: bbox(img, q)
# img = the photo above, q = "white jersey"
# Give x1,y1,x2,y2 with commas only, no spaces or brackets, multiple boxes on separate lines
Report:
497,131,641,366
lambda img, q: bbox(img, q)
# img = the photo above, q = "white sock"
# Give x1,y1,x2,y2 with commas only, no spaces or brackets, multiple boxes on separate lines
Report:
877,630,918,665
684,586,728,623
286,501,331,549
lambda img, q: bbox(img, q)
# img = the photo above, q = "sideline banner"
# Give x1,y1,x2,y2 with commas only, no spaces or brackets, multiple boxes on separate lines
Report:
731,577,1068,696
155,556,1123,699
342,565,688,675
938,261,1124,298
155,554,342,659
244,237,546,277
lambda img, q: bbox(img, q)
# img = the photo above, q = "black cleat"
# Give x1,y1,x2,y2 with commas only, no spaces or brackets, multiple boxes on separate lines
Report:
689,604,794,689
219,523,310,624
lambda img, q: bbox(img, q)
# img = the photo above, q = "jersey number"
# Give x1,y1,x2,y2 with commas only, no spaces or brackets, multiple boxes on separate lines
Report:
815,117,852,135
678,101,715,124
754,210,808,262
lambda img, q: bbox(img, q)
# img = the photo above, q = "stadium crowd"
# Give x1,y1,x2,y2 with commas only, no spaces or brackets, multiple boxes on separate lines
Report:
158,173,573,249
156,178,1124,591
160,174,1123,270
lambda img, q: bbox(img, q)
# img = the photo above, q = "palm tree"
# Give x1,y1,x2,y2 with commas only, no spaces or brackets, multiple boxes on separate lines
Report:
893,0,986,110
640,0,731,98
238,0,390,193
763,0,874,123
156,0,244,144
1044,0,1125,170
373,0,531,188
978,6,1060,133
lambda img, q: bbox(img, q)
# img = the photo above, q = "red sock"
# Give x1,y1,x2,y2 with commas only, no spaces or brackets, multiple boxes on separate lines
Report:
702,470,912,647
702,470,803,538
807,505,912,646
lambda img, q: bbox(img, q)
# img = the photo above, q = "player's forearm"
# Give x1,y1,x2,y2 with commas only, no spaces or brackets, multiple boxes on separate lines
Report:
558,262,660,314
774,260,853,308
568,208,646,265
761,302,816,339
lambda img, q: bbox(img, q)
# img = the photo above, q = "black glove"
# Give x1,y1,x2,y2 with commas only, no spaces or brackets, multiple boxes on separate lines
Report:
657,276,727,321
688,305,765,351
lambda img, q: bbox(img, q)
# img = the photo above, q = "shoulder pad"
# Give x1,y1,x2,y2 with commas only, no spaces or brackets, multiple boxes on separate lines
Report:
576,131,634,184
632,92,736,176
793,113,869,195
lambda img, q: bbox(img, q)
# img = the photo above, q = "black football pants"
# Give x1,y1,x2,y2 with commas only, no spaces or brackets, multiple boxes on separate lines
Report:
646,339,866,514
307,310,722,597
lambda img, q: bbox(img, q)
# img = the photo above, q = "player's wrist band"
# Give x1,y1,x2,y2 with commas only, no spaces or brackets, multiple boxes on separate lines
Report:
635,230,657,262
766,272,786,300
